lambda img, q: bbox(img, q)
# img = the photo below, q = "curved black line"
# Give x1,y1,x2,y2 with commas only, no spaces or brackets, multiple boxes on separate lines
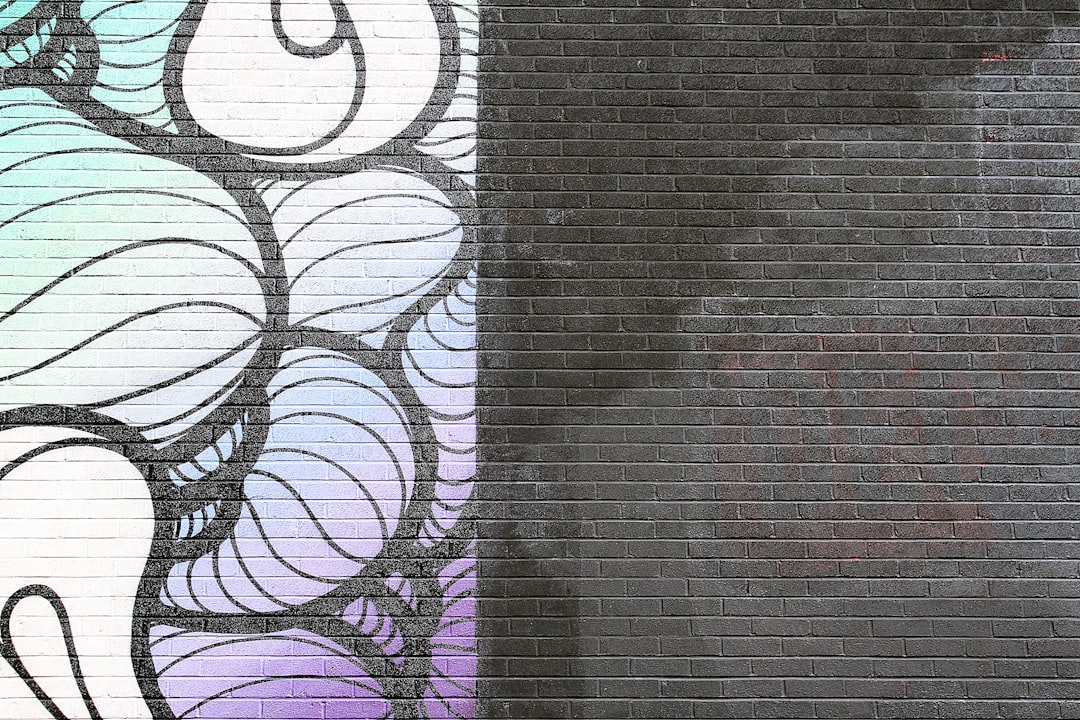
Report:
98,54,167,70
414,129,475,147
0,98,63,112
0,118,92,139
177,674,384,719
422,114,477,125
85,0,140,25
92,77,163,93
156,0,458,175
448,0,478,17
0,584,103,720
297,270,450,323
219,528,291,612
417,313,475,353
88,338,260,411
443,304,478,329
209,435,225,465
0,236,259,325
260,180,309,217
0,188,251,232
242,493,352,585
146,625,188,651
0,300,263,383
170,463,198,486
142,374,243,436
0,436,113,480
94,17,180,46
425,406,475,423
182,550,213,614
269,0,345,58
439,558,476,592
210,537,248,613
404,343,475,390
430,660,474,695
165,0,364,159
431,499,464,519
266,414,410,498
252,447,394,549
429,296,478,333
154,630,370,678
283,194,455,248
269,372,410,429
434,443,476,457
273,341,389,374
279,187,455,248
89,97,168,119
248,460,385,556
185,452,214,478
287,229,459,289
0,144,138,176
0,5,57,55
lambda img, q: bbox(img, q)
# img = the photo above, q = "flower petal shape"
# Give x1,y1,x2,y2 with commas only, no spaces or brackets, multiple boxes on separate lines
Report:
260,169,462,348
83,0,189,131
403,267,476,546
0,88,266,440
424,549,477,720
149,626,392,720
160,347,415,613
0,424,155,720
415,0,478,186
178,0,441,165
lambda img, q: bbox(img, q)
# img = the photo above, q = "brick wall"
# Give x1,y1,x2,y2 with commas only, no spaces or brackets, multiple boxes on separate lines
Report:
0,0,479,717
481,2,1080,718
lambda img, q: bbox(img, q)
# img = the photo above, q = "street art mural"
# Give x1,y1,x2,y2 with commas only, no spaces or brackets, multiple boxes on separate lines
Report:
0,0,478,716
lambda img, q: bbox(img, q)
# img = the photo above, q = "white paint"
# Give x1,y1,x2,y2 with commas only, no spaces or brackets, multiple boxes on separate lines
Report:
0,427,155,720
181,0,442,164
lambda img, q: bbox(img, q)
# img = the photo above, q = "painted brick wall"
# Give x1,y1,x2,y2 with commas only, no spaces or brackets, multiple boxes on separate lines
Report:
481,1,1080,718
5,0,1080,717
0,0,478,717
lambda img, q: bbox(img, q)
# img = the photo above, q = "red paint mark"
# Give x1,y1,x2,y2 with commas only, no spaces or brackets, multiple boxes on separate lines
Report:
981,50,1010,63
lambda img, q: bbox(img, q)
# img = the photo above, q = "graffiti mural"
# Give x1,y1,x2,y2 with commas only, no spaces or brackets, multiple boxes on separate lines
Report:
0,0,478,716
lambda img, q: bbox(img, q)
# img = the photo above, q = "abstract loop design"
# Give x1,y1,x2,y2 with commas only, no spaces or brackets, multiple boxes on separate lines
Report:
0,0,478,715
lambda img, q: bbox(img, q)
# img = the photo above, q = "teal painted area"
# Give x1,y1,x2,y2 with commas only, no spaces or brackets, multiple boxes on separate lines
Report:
0,0,41,31
83,0,189,130
0,16,52,68
0,88,261,310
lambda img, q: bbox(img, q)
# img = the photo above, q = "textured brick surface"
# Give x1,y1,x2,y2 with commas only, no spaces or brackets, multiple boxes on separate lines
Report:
480,2,1080,718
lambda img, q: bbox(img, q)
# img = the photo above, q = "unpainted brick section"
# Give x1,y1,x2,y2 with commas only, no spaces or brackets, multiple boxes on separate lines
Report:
481,1,1080,718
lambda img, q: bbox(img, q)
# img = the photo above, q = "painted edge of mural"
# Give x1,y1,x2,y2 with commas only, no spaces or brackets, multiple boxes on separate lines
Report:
0,0,479,716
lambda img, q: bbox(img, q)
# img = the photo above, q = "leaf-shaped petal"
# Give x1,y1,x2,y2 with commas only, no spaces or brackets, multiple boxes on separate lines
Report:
179,0,440,165
424,549,477,720
0,89,265,438
260,169,462,347
149,626,392,720
83,0,188,130
0,425,155,720
415,0,478,186
161,348,415,613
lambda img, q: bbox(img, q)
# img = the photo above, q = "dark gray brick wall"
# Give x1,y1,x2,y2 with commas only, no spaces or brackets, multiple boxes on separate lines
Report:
479,1,1080,718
